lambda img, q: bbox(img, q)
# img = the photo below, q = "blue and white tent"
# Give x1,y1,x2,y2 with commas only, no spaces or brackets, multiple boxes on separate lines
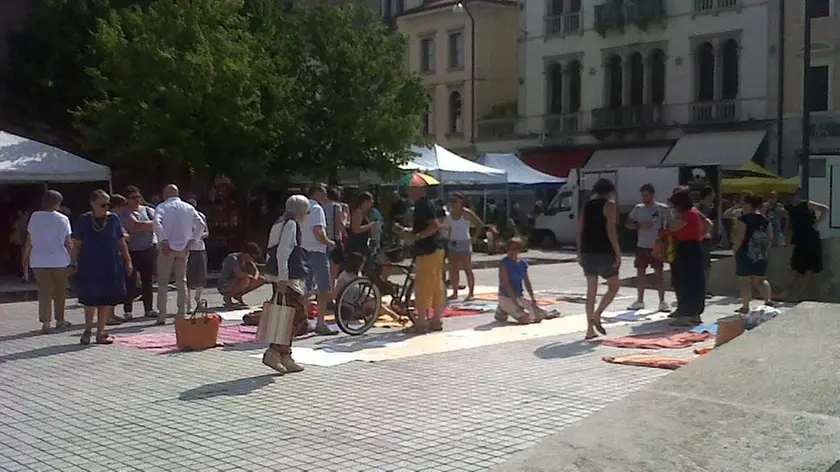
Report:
476,153,565,187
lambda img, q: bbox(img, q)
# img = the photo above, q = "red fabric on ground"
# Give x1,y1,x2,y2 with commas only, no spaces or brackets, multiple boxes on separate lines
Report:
598,329,712,349
443,307,484,318
603,354,690,370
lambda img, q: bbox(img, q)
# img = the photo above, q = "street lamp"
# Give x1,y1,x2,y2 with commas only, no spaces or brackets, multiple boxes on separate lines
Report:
452,1,476,145
801,0,812,198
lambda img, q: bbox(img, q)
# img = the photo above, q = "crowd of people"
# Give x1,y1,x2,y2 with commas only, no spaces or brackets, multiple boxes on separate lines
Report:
575,180,830,339
18,175,831,372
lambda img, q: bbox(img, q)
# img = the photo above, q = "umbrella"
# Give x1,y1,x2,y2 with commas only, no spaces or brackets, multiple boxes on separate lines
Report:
397,172,439,186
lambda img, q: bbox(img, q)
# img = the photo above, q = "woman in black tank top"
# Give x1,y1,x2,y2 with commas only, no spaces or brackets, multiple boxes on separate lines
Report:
577,178,622,340
580,199,614,256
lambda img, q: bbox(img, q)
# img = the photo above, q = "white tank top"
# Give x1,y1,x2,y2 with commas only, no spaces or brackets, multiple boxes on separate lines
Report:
448,212,471,241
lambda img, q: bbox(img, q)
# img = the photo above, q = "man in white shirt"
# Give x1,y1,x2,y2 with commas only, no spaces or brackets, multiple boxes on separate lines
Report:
154,184,206,324
304,183,338,336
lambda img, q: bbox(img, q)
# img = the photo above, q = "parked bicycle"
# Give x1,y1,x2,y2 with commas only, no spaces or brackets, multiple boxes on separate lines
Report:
334,245,417,336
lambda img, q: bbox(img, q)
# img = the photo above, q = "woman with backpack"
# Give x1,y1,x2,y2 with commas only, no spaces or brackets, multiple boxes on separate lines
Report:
732,193,773,313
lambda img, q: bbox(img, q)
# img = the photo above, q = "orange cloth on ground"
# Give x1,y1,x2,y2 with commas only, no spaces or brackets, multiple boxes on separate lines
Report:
599,329,712,349
603,354,690,370
694,347,714,356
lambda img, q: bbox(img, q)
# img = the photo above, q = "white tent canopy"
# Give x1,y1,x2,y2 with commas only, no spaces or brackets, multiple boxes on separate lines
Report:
476,153,565,186
0,130,111,183
401,145,506,184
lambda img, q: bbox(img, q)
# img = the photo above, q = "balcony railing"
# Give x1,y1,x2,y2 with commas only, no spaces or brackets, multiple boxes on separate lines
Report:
476,118,517,140
693,0,739,15
624,0,665,29
689,100,740,124
590,104,664,130
594,2,625,36
545,11,582,36
544,112,582,135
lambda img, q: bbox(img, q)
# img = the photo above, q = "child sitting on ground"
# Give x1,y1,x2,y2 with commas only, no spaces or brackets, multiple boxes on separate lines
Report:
495,237,545,324
334,253,400,321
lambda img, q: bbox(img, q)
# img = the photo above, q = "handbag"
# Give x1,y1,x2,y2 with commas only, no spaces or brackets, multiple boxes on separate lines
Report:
174,299,222,350
256,291,296,345
265,217,311,279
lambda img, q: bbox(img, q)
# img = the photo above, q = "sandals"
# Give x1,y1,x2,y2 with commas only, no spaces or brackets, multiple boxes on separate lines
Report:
429,319,443,332
80,330,114,345
403,324,429,335
593,321,607,336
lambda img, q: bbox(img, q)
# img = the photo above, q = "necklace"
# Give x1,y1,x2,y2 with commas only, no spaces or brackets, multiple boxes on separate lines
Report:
91,213,108,233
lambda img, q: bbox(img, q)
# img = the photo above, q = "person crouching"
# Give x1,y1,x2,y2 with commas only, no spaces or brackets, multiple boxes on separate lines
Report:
494,238,544,324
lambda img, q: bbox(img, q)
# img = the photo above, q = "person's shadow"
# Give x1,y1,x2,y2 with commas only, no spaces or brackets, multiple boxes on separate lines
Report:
178,374,276,401
533,340,596,360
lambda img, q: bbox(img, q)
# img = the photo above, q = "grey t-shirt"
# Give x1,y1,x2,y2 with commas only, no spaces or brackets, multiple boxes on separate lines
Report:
218,253,244,289
121,205,156,251
629,202,668,249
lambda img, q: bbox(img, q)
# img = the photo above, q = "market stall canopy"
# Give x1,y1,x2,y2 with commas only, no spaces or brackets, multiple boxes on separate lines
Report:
475,153,565,186
0,131,111,182
660,130,767,168
401,145,507,185
720,164,798,194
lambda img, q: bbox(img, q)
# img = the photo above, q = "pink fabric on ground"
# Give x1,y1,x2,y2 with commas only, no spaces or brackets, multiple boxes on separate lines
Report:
113,324,313,354
598,329,713,349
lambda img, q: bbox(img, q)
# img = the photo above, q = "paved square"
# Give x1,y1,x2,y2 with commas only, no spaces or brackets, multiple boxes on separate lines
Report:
0,260,751,471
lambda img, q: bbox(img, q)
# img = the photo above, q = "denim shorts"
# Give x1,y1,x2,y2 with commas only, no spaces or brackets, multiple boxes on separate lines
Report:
306,251,332,294
449,239,472,255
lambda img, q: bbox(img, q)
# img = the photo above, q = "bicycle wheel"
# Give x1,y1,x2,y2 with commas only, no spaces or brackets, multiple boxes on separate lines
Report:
334,276,382,336
402,278,416,325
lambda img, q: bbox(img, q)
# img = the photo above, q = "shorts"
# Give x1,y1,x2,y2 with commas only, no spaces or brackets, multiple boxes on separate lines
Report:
306,251,332,294
634,247,663,270
186,250,207,289
580,253,618,279
449,239,472,255
497,296,539,322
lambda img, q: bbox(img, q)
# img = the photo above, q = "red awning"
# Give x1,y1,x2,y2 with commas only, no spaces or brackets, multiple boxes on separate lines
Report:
519,149,592,178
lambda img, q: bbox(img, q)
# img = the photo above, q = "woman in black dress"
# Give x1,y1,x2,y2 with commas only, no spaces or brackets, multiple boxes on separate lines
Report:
72,190,133,345
732,193,772,313
777,189,829,301
347,192,377,266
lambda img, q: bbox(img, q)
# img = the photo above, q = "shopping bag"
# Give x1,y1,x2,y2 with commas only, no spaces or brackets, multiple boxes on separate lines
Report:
256,291,296,345
174,299,222,350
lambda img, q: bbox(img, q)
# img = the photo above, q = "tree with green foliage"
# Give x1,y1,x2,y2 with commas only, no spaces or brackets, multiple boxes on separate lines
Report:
3,0,131,131
74,0,299,185
279,3,429,182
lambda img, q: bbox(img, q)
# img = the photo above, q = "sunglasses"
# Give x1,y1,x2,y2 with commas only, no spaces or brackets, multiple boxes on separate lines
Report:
98,203,110,209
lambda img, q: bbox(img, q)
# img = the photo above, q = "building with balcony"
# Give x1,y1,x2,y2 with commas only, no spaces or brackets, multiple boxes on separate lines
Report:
777,0,840,176
396,0,520,155
477,0,777,178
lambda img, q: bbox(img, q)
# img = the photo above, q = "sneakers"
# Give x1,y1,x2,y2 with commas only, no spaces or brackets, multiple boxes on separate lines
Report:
627,300,645,310
657,301,670,312
494,308,508,323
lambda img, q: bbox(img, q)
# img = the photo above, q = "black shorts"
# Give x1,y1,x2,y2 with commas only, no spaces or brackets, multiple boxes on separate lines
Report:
580,253,618,279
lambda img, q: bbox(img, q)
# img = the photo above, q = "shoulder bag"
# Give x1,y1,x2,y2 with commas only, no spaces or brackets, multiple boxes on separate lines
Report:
264,217,311,279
